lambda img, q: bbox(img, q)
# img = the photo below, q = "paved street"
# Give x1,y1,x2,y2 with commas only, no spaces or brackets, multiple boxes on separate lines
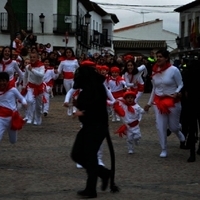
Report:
0,94,200,200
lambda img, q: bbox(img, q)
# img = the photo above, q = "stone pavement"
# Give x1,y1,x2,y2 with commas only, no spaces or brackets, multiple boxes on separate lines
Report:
0,94,200,200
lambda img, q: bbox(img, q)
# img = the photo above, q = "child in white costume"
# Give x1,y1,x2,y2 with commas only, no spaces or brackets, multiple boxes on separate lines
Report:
106,66,127,122
0,72,27,144
42,58,59,116
23,52,45,125
113,90,145,154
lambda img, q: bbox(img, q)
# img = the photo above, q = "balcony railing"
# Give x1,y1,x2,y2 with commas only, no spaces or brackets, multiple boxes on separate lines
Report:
53,14,77,34
0,12,33,32
77,24,90,48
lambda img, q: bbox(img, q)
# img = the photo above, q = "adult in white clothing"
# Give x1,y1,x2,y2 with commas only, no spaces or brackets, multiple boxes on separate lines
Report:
122,58,146,104
58,47,79,115
0,46,24,88
144,49,185,158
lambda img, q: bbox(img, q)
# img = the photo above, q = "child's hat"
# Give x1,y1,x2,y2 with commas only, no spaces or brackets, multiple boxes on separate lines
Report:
80,60,96,67
123,91,136,99
110,66,120,73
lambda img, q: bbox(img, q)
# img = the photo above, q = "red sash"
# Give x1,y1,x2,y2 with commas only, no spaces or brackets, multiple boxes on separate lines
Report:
115,120,139,138
112,89,124,99
63,72,74,79
28,82,44,96
154,94,179,114
46,79,54,87
0,106,25,130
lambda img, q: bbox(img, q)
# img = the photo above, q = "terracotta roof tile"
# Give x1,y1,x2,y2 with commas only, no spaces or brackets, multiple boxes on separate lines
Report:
113,40,167,49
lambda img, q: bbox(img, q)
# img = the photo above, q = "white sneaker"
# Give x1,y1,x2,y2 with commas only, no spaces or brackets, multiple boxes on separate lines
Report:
98,159,105,166
67,107,73,116
26,120,32,124
128,150,134,154
76,163,83,169
160,150,167,158
23,117,28,121
116,117,120,122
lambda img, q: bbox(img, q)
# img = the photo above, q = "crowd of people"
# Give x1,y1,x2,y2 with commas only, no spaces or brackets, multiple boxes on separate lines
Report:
0,31,200,198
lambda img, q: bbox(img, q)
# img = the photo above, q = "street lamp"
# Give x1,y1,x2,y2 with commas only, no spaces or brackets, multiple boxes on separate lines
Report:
39,13,45,33
84,11,91,25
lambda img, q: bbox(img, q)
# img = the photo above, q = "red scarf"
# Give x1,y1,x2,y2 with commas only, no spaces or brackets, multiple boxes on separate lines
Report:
0,82,13,95
120,99,135,113
151,62,171,77
45,66,54,72
58,56,76,62
31,60,44,68
110,76,124,86
1,59,12,71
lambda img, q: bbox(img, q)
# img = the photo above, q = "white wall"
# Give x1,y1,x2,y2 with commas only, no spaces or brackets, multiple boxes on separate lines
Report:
114,21,178,51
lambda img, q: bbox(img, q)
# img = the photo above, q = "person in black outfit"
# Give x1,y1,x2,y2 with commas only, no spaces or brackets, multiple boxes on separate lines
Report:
70,61,118,198
144,51,156,93
183,55,200,162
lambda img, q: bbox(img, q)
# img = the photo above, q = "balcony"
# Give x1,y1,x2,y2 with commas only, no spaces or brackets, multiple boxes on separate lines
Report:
77,25,90,49
89,31,112,48
0,12,33,33
53,14,77,35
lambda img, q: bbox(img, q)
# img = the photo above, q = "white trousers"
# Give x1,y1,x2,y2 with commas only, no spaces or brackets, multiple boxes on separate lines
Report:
26,88,43,124
63,79,75,116
0,117,17,144
43,86,52,113
126,125,141,151
153,102,182,150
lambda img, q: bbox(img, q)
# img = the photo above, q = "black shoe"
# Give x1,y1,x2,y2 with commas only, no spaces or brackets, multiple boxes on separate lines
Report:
43,112,47,117
187,155,196,162
77,190,97,198
180,142,190,149
101,169,111,191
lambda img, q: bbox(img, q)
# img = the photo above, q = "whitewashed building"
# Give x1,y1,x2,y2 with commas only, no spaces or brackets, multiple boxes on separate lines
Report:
113,19,178,57
0,0,119,56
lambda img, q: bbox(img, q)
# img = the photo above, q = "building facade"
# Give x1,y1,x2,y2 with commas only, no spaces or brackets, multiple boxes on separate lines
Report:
174,0,200,52
0,0,118,56
113,19,178,57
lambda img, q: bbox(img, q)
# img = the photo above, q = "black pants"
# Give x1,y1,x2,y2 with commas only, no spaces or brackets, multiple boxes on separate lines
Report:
71,124,109,192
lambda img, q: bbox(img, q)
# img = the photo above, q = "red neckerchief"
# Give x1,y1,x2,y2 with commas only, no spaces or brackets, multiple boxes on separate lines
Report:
45,66,54,72
64,57,76,61
31,60,44,68
151,62,171,77
110,75,124,86
120,99,136,113
0,82,13,95
1,59,12,71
